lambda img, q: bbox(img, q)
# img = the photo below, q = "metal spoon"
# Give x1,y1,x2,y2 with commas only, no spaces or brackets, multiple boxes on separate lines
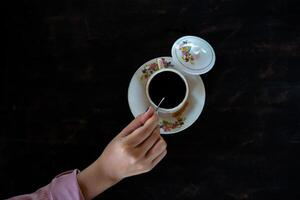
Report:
155,97,165,112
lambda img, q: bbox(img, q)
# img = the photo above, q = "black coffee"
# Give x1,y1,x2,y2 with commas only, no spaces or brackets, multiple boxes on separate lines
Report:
148,71,186,109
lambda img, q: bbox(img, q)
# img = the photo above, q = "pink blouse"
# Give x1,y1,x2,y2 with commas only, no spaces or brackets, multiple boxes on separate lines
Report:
9,170,85,200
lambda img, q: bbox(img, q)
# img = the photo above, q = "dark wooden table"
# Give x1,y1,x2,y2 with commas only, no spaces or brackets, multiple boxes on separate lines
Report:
3,0,300,199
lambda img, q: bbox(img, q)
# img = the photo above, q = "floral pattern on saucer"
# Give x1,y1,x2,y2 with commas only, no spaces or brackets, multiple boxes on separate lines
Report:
160,117,185,132
140,58,173,81
159,100,189,131
128,56,206,134
180,40,195,64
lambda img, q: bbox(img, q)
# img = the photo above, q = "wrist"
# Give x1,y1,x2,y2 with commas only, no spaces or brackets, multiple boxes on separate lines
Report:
95,156,121,185
77,160,119,200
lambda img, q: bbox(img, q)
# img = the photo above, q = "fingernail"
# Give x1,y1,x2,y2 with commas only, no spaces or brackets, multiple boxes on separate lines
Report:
145,106,149,113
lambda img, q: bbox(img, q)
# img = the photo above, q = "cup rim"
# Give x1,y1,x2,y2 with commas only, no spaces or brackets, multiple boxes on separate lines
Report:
146,68,189,113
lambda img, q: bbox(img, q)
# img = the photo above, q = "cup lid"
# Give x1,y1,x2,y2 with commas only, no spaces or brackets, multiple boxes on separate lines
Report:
171,35,216,75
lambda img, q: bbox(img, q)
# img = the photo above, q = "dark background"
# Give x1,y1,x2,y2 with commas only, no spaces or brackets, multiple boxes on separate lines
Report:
2,0,300,199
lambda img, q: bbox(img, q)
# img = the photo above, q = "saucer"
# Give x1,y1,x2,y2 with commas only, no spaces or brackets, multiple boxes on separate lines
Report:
171,35,216,75
127,57,205,134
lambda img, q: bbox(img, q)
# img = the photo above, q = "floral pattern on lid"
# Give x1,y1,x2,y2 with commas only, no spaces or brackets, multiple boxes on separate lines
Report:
180,40,195,64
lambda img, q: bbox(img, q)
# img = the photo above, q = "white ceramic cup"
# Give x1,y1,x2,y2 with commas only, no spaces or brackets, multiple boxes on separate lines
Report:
146,60,189,114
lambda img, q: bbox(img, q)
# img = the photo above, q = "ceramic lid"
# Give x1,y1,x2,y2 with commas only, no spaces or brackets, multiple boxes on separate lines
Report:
171,35,216,75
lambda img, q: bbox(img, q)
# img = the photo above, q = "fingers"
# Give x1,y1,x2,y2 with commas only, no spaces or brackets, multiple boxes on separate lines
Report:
119,107,154,137
145,137,167,161
137,126,161,155
125,112,159,146
151,149,167,168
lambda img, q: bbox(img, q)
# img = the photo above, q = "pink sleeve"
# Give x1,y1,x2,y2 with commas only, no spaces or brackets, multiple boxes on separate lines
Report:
9,169,85,200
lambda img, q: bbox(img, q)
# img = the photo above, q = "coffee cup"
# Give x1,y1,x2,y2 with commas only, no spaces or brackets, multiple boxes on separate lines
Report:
146,58,189,114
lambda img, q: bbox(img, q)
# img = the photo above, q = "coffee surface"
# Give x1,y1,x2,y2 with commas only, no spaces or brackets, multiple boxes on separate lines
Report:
148,71,186,109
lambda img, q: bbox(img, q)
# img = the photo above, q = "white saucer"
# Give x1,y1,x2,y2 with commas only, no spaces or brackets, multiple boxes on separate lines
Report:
127,57,205,134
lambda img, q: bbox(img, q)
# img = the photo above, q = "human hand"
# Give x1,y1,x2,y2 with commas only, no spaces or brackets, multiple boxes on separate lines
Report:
97,106,167,181
77,107,167,199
